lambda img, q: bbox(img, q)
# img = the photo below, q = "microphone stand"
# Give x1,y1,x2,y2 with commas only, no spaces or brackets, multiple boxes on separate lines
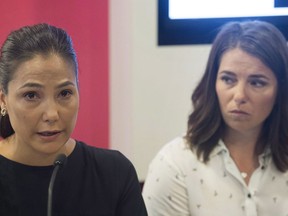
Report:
47,154,67,216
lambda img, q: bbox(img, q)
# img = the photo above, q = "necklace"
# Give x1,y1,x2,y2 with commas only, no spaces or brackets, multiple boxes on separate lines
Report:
241,172,248,178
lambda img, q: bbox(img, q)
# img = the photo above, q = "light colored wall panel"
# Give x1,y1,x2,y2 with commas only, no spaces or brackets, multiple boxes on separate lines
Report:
110,0,211,180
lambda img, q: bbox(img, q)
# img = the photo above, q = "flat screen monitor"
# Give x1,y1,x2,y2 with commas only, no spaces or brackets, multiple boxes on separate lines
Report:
158,0,288,45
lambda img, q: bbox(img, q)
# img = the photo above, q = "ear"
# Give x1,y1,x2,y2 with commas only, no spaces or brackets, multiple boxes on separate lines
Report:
0,89,7,109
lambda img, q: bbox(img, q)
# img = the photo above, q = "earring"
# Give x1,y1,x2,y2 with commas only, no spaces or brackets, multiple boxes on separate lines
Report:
1,107,7,116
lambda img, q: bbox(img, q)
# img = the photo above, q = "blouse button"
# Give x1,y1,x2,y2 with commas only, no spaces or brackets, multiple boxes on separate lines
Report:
247,193,252,198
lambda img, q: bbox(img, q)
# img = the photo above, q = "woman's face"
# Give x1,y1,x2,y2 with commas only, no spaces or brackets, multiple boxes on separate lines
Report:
215,48,277,134
1,54,79,157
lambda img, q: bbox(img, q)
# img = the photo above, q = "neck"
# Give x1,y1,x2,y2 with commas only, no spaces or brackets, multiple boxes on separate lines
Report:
223,126,261,149
223,127,261,185
0,135,75,166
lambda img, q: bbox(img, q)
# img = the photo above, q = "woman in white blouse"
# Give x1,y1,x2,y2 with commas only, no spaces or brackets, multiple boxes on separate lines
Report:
142,20,288,216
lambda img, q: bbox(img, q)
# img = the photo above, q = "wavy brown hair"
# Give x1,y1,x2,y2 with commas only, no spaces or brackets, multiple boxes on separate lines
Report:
186,20,288,172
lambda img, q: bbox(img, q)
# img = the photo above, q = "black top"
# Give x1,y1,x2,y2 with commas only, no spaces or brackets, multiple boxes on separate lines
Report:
0,141,147,216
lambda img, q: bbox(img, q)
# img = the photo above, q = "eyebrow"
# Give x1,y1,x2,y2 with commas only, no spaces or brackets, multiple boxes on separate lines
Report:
19,81,76,89
56,81,76,89
249,74,270,80
219,71,270,80
219,71,235,76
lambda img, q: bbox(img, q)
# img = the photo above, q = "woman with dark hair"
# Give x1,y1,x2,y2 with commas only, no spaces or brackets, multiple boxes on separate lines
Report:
143,20,288,215
0,23,147,216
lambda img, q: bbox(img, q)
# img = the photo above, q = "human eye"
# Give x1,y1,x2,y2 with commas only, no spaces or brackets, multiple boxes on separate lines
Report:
59,89,73,99
220,75,235,85
249,79,268,88
23,91,39,101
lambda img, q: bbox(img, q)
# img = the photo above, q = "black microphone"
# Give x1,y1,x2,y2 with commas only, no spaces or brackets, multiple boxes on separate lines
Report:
47,154,67,216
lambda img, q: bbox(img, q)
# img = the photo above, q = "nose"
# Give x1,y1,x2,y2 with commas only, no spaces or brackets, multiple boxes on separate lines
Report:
42,100,59,124
233,82,247,105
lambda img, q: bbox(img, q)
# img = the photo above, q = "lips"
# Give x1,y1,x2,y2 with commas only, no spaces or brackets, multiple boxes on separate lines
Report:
37,131,61,136
228,109,251,120
230,110,249,115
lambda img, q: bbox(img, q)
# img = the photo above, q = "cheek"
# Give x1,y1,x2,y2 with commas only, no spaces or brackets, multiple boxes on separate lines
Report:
262,87,277,105
215,84,228,109
262,95,276,110
255,92,277,117
215,82,221,102
9,109,35,133
65,102,79,122
11,105,32,119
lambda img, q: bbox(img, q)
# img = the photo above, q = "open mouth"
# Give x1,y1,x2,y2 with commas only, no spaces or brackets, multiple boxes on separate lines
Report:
38,131,61,136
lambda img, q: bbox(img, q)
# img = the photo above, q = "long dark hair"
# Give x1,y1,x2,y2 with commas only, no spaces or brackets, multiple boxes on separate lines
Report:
0,23,78,138
186,20,288,172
